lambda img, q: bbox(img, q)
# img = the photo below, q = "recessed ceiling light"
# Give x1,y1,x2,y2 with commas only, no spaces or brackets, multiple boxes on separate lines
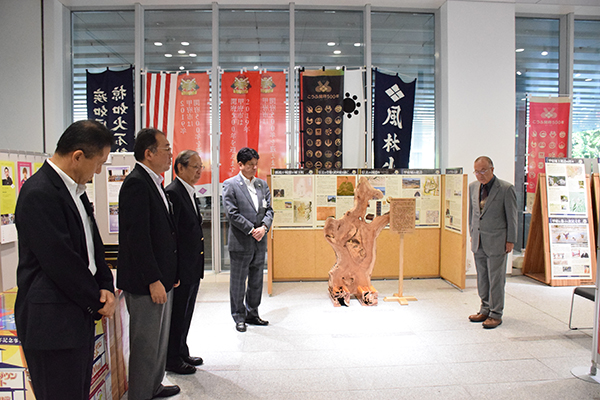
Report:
335,66,341,70
181,41,189,46
189,53,197,57
541,50,548,56
178,50,186,54
154,42,163,47
327,42,336,47
575,73,581,77
334,50,341,55
179,66,185,70
254,65,259,70
516,71,522,75
165,54,172,58
515,48,524,52
585,78,593,82
354,42,361,47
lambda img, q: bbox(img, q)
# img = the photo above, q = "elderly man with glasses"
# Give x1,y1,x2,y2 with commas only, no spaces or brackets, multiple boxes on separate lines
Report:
468,156,517,329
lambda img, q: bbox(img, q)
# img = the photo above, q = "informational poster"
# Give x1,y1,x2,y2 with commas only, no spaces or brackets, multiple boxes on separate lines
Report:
1,161,17,243
33,162,43,174
271,169,315,227
444,168,464,233
361,169,401,217
400,169,441,227
545,158,592,280
314,170,357,226
549,218,592,279
271,169,448,230
545,158,587,216
16,161,32,193
106,166,130,233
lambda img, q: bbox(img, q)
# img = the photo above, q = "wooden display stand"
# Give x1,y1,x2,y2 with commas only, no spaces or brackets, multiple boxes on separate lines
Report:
383,198,417,305
266,172,469,295
522,173,596,286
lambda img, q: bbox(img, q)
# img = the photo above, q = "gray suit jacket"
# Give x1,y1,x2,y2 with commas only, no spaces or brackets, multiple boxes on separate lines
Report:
469,176,518,256
222,173,274,252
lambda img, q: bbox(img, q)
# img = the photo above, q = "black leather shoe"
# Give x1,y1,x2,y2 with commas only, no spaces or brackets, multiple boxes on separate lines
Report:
153,385,181,398
165,360,196,375
183,355,203,366
236,322,247,332
245,316,269,326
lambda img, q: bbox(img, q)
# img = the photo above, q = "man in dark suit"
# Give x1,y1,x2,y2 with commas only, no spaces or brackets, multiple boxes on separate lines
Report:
117,128,180,399
164,150,205,375
222,147,274,333
468,156,518,329
15,120,116,400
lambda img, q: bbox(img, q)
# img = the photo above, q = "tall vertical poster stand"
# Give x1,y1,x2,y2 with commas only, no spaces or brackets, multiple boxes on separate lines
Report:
571,170,600,383
523,158,596,286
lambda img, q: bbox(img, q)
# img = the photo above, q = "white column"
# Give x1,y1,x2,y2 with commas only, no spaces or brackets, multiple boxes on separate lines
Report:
440,0,516,185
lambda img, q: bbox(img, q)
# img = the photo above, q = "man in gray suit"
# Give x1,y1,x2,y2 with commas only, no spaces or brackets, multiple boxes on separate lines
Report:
222,147,274,333
468,156,518,329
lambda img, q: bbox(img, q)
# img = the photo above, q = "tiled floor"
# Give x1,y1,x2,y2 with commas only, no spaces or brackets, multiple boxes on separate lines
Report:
123,274,600,399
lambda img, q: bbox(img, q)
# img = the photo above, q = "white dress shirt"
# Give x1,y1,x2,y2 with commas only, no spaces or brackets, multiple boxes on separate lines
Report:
177,176,198,215
137,161,169,211
47,159,97,275
240,172,259,211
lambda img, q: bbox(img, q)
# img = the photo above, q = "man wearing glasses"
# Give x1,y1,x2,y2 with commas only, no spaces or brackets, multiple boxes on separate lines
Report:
117,128,181,399
468,156,517,329
164,150,206,374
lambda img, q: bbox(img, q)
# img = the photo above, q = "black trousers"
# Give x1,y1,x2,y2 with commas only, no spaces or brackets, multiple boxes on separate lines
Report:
23,337,94,400
167,281,200,365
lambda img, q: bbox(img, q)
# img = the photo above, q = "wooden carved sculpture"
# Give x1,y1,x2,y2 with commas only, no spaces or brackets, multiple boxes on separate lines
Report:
324,177,390,306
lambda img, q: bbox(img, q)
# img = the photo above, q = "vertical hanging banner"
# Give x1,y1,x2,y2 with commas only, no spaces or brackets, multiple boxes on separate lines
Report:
373,70,416,169
526,96,571,195
257,72,288,181
220,71,261,183
342,69,365,169
87,66,135,152
145,72,177,134
173,73,212,192
300,69,344,171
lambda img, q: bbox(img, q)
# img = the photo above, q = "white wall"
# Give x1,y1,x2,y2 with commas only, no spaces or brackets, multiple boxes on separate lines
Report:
0,0,44,153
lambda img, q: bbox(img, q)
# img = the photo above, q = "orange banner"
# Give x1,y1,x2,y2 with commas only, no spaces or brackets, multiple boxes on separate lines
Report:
173,73,211,186
257,72,287,181
220,72,261,182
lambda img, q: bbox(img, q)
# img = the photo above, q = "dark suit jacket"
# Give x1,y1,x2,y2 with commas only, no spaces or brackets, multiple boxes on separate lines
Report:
117,164,178,295
15,161,114,350
469,176,518,256
165,178,204,284
222,173,274,252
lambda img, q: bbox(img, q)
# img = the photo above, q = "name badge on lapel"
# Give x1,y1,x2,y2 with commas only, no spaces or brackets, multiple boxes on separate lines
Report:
262,199,268,209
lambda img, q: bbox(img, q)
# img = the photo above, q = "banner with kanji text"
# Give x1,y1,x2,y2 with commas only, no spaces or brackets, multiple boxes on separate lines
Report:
173,73,211,190
257,72,287,181
373,70,416,169
220,72,261,183
526,96,571,194
300,69,344,170
87,66,134,152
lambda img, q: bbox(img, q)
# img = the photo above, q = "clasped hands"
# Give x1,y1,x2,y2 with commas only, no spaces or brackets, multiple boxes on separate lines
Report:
251,225,267,242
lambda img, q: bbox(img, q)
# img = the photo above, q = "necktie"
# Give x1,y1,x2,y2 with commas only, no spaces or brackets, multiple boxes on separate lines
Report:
479,184,488,211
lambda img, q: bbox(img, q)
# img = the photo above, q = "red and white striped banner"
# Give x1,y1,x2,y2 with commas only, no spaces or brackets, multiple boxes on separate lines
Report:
144,72,177,135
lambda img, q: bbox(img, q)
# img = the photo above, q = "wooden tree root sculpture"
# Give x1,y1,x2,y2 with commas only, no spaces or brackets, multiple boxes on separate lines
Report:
324,177,390,306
